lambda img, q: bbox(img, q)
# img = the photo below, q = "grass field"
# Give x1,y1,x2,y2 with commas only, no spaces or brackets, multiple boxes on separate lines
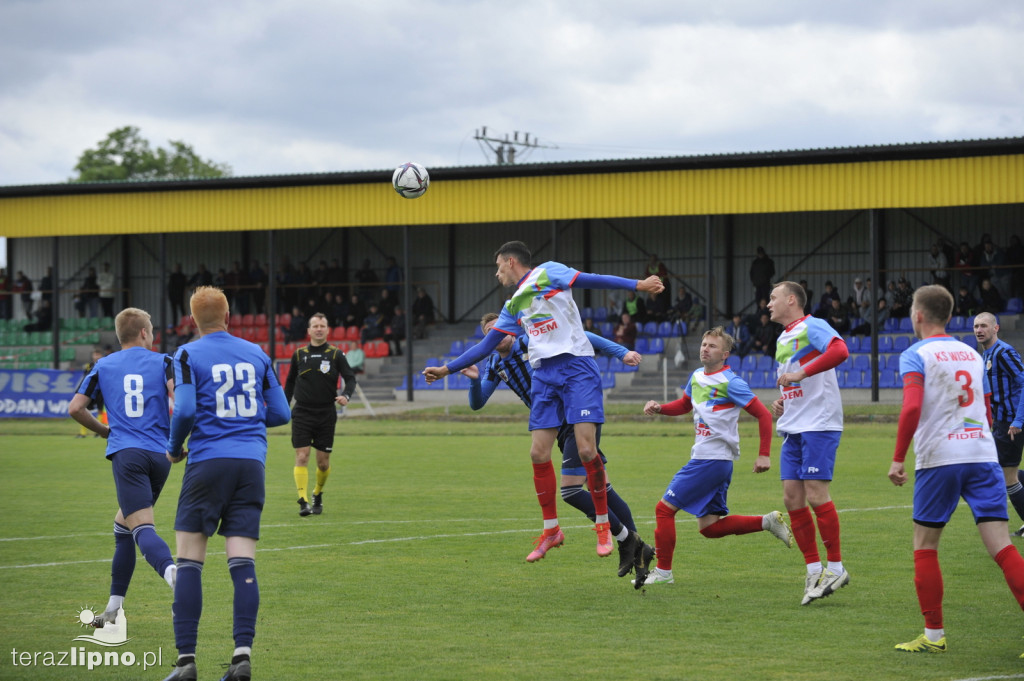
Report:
2,412,1024,681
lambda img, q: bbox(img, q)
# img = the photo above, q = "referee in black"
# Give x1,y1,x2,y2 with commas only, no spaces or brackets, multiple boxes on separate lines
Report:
285,312,357,516
974,311,1024,535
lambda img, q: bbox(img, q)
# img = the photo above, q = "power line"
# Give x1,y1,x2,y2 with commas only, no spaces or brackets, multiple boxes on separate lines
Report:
473,126,558,165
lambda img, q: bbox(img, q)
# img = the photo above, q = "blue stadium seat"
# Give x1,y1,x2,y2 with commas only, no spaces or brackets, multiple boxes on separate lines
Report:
448,373,471,390
845,370,866,388
635,338,649,354
741,355,758,371
594,355,611,371
853,355,871,372
449,340,465,356
893,336,911,352
657,321,675,338
884,318,900,333
886,354,902,371
642,321,658,337
877,336,893,353
601,372,616,389
414,374,442,390
899,317,914,332
1007,298,1024,314
646,337,665,354
677,321,688,337
961,334,978,349
844,336,860,353
473,325,485,339
948,315,966,331
597,322,614,338
757,354,774,371
749,370,769,389
581,307,594,321
879,368,898,388
838,357,853,373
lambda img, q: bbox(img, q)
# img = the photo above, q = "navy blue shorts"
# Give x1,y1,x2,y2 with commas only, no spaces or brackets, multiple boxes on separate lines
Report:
558,422,607,476
110,448,171,517
175,458,265,539
992,420,1024,468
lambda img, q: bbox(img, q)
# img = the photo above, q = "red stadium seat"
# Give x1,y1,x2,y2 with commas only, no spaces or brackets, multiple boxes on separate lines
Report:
254,313,268,327
230,313,243,326
242,314,255,327
254,326,269,342
345,326,360,342
331,327,347,341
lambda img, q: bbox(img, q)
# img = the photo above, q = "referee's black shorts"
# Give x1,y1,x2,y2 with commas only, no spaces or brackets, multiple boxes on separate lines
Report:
290,403,338,452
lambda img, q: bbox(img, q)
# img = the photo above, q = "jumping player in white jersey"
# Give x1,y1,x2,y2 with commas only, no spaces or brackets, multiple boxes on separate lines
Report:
767,280,850,605
635,327,791,588
889,285,1024,655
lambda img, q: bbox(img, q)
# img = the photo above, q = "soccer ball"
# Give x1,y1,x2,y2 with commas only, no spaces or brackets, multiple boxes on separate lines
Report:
392,162,430,199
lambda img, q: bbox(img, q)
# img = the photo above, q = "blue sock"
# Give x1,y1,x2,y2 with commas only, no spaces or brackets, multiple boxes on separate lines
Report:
560,485,624,536
110,523,136,598
228,557,259,648
173,559,204,656
131,524,174,578
606,483,637,534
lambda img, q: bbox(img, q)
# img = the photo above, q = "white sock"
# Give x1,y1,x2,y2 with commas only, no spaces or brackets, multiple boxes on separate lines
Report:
595,513,609,525
615,526,629,542
654,567,672,577
105,595,124,613
543,518,559,531
806,562,822,576
233,646,252,659
827,561,845,575
164,564,177,589
925,628,944,643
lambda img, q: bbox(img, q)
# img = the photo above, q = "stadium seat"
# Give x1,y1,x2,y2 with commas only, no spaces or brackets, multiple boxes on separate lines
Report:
642,321,658,337
597,322,614,338
645,337,665,354
844,336,860,353
899,317,913,332
254,326,269,342
275,343,291,359
741,355,758,371
886,354,902,371
883,318,899,333
893,336,911,352
877,336,893,353
230,313,243,326
473,325,485,339
879,369,898,388
853,355,871,372
634,338,649,354
255,313,268,327
450,340,466,356
331,327,347,340
414,374,442,390
838,357,853,374
609,357,637,373
594,355,610,371
948,315,966,331
1007,298,1024,314
845,370,866,388
756,354,774,371
601,372,616,389
657,321,675,338
242,313,255,326
447,373,471,390
961,334,978,349
581,307,593,321
345,326,360,342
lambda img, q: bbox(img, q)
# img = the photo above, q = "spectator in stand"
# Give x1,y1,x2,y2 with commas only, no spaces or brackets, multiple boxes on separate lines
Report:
981,239,1008,297
726,313,753,356
928,243,951,291
355,259,379,302
613,312,638,351
249,261,267,315
621,290,647,325
890,278,914,318
345,293,366,329
746,298,770,337
24,299,53,332
190,263,213,291
294,262,313,305
979,278,1005,314
583,318,599,335
646,289,668,322
212,267,227,291
799,280,813,315
954,285,978,318
854,297,890,336
412,287,435,339
312,260,330,296
826,298,851,335
326,258,345,296
226,261,249,315
849,277,870,311
169,264,188,322
814,281,841,318
360,304,384,344
285,306,307,342
688,297,706,332
752,313,781,356
13,270,34,320
321,292,339,327
668,287,693,325
0,268,10,320
645,254,669,291
79,267,100,318
385,256,402,297
749,246,776,306
378,288,398,325
955,241,979,296
40,266,54,306
1007,235,1024,300
97,263,115,318
385,306,406,356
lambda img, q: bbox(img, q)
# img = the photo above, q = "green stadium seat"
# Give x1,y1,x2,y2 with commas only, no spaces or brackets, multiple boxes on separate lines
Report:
60,347,75,361
86,317,101,330
100,316,115,330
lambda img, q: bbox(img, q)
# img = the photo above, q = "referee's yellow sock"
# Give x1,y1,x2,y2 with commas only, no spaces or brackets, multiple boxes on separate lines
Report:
314,467,331,495
294,466,309,502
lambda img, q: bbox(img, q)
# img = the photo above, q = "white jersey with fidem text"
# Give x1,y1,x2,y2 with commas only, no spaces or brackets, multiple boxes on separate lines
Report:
899,335,997,470
775,315,844,433
685,367,758,461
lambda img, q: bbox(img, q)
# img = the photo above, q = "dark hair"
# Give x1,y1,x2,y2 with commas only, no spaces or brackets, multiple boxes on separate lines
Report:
495,241,532,267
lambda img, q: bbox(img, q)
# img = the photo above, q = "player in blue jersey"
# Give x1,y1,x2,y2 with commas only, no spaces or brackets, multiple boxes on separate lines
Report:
161,287,291,681
69,307,177,629
889,285,1024,655
423,241,663,559
462,312,655,580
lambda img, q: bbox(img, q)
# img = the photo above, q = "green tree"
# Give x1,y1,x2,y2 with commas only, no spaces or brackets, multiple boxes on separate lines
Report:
71,126,232,182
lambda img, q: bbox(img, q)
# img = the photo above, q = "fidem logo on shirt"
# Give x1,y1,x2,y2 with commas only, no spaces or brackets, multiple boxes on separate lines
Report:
527,315,558,336
949,417,985,440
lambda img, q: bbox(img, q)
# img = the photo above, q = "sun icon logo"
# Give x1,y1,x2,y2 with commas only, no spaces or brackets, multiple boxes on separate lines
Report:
77,606,98,627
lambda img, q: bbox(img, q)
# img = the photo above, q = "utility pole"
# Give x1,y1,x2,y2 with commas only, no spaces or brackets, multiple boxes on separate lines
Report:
474,126,558,165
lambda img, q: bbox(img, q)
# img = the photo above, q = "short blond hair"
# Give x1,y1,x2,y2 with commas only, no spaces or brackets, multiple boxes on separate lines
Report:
115,308,151,345
190,286,229,331
702,326,735,352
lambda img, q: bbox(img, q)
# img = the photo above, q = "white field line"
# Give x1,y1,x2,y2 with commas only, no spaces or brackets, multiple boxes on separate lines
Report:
0,504,913,571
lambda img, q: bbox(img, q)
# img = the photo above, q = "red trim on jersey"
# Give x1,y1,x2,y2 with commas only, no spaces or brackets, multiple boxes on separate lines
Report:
659,394,693,416
711,402,736,412
802,337,849,376
742,398,773,456
704,365,728,376
893,372,924,463
784,315,810,333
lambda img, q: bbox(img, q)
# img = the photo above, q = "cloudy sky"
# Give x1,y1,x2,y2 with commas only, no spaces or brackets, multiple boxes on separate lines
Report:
0,0,1022,189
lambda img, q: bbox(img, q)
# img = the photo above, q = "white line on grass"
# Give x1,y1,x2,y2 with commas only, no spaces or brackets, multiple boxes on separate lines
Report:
952,675,1024,681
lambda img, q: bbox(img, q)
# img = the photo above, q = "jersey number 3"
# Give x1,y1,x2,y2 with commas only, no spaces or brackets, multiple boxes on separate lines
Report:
213,363,258,418
954,370,974,407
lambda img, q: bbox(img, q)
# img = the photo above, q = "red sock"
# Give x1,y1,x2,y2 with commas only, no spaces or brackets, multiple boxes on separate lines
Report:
789,506,820,565
913,549,943,629
654,501,677,571
995,545,1024,610
582,456,608,517
532,461,558,522
813,501,842,562
699,515,763,538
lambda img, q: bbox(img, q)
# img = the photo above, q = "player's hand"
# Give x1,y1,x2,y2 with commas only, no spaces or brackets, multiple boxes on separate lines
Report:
422,365,449,383
1010,425,1021,440
643,400,662,415
636,276,665,295
460,365,480,380
888,461,907,486
335,395,349,406
753,455,771,473
769,398,785,418
622,351,642,367
167,449,188,464
777,370,805,388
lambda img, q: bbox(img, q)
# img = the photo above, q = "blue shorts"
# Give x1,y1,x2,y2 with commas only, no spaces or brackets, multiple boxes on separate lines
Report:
110,448,171,517
529,354,604,431
175,458,265,539
558,423,607,476
992,420,1024,468
779,431,841,481
662,458,734,518
913,462,1008,526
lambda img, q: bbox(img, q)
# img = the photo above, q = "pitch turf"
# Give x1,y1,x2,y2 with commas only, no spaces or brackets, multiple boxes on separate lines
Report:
1,415,1023,680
